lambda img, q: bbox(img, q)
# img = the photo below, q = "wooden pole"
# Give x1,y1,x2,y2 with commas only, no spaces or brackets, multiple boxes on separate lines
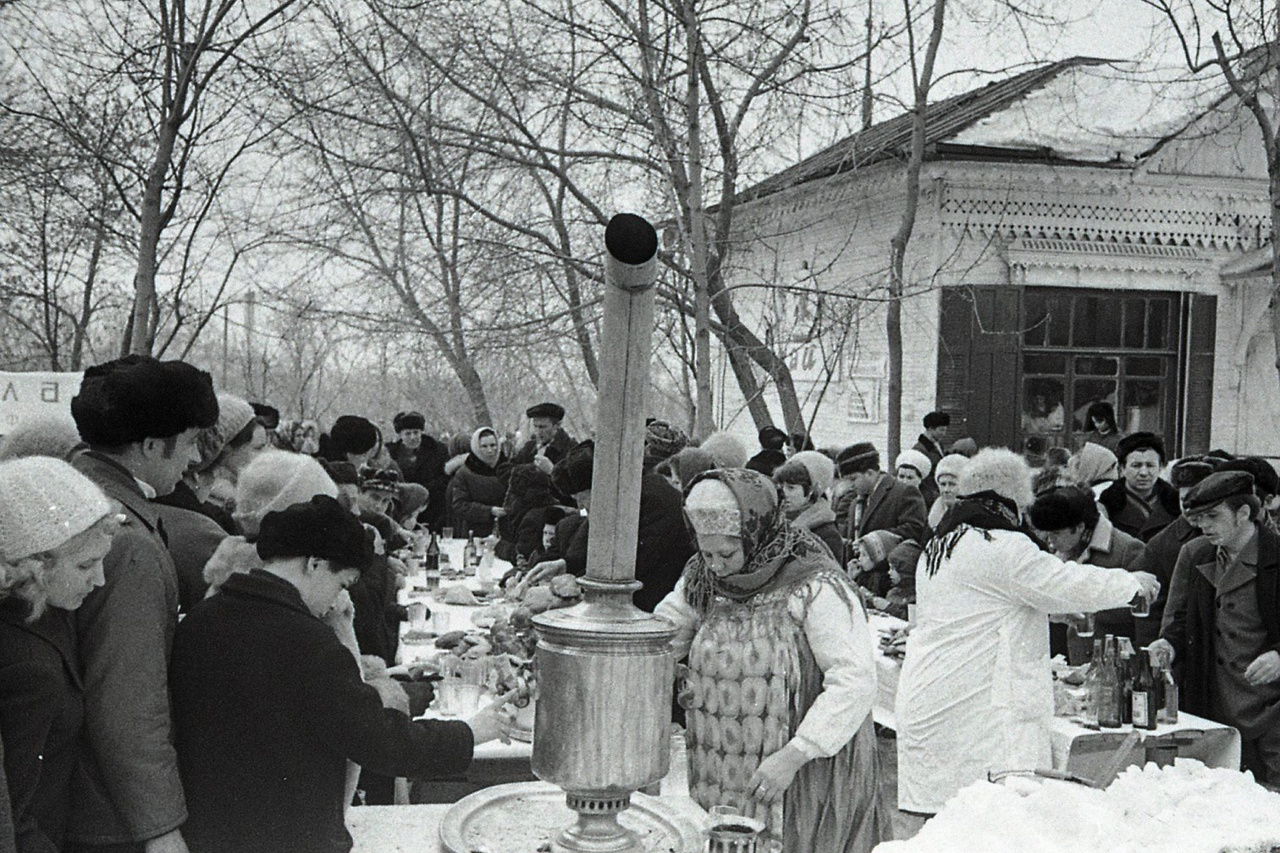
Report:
585,214,659,588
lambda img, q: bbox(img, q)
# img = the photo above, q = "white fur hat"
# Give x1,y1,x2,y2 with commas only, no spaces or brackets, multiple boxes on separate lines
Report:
958,447,1034,509
895,448,933,479
788,451,836,496
233,450,338,537
0,457,112,560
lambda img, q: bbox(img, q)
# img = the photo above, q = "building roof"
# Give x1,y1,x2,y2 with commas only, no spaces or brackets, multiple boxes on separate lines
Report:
738,56,1233,204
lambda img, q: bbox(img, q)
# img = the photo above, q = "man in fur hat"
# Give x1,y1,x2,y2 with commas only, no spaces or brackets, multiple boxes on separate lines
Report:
512,402,575,474
1152,471,1280,786
745,425,788,477
912,411,950,503
386,411,451,533
1098,432,1181,542
834,443,928,586
67,355,219,853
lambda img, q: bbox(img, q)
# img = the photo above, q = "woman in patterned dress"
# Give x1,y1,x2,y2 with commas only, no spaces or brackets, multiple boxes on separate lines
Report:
655,468,889,853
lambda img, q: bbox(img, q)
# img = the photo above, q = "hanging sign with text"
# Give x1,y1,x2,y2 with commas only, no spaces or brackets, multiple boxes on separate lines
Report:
0,371,83,436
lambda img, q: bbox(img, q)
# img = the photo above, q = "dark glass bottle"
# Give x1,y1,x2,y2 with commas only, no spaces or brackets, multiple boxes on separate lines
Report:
1131,649,1157,730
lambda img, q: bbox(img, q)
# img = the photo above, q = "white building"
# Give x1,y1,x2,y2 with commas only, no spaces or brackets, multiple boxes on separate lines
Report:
716,57,1278,457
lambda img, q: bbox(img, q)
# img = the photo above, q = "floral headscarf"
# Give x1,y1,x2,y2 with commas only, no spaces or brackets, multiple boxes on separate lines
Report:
681,468,839,614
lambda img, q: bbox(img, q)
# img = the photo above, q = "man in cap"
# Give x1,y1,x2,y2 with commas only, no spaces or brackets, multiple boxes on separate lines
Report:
171,495,510,853
1129,457,1217,646
1098,432,1181,541
1152,471,1280,785
744,425,788,477
67,355,220,853
386,411,451,533
512,402,575,475
834,442,928,595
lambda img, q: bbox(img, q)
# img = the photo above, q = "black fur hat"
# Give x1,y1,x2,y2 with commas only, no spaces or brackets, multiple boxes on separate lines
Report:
72,355,218,448
552,440,595,496
257,494,373,571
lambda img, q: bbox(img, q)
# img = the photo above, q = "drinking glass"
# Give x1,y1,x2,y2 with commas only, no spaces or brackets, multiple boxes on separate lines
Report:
1130,589,1151,618
442,526,455,541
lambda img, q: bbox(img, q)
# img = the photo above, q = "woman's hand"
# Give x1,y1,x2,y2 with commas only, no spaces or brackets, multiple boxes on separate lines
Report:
466,692,518,745
748,743,807,804
1131,571,1160,605
514,559,567,598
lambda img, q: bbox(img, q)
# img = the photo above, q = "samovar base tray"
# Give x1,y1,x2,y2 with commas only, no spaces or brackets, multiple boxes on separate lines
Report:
439,781,703,853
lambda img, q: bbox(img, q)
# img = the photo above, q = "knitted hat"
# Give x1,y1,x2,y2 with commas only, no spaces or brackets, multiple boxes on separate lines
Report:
786,451,836,496
359,465,402,494
552,440,595,496
959,447,1035,509
934,453,969,483
858,530,902,569
327,415,380,457
234,450,339,537
396,483,430,517
895,448,932,480
1170,458,1215,489
645,420,689,461
0,413,84,462
257,495,373,571
72,355,218,447
758,425,787,451
394,411,426,432
195,394,256,474
888,540,923,580
700,432,749,469
836,442,879,476
1116,431,1165,465
525,402,565,421
685,477,741,537
949,437,979,457
0,457,112,560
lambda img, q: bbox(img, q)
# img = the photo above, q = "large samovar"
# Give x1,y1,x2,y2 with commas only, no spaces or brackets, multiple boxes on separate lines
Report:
530,213,678,853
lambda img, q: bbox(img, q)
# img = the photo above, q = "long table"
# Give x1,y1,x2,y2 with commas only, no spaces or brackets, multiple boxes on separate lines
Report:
865,612,1242,778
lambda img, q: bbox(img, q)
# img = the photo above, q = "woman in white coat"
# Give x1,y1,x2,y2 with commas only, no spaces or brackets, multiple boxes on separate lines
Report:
894,448,1160,816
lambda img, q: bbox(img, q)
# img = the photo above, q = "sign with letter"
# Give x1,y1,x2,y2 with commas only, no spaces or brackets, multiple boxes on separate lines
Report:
0,371,83,436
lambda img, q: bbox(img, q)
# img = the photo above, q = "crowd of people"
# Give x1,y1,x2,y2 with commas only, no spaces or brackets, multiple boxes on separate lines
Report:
0,357,1277,853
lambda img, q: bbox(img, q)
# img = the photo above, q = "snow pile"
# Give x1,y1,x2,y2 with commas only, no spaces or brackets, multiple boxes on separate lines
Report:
875,760,1280,853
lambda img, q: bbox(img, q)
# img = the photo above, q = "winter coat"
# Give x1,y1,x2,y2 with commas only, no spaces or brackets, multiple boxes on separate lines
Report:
895,527,1141,814
744,448,787,477
153,480,239,536
0,601,82,853
1159,526,1280,724
562,472,694,612
387,436,451,531
498,464,557,560
790,498,846,569
153,500,227,613
67,451,187,845
511,428,575,468
171,570,474,853
446,454,508,537
838,473,929,546
349,519,404,667
1130,514,1199,648
1098,477,1181,542
912,434,946,507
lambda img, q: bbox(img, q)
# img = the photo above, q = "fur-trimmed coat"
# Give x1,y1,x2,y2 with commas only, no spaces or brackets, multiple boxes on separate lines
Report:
1097,478,1181,542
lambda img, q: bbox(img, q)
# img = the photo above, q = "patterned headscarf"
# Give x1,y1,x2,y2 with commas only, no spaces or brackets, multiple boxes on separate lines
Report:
681,468,839,614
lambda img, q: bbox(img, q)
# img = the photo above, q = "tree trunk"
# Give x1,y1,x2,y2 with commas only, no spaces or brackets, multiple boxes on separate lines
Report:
886,0,946,461
129,118,181,355
685,0,715,439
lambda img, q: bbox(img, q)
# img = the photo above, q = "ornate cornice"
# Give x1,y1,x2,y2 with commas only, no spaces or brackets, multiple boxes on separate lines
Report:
1005,237,1220,276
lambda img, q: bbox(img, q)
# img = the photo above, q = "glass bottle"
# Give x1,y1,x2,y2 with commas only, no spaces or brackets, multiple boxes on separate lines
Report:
1131,649,1157,730
1117,637,1135,725
1082,638,1105,727
463,531,478,576
423,533,441,590
1097,635,1122,728
1157,659,1179,726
